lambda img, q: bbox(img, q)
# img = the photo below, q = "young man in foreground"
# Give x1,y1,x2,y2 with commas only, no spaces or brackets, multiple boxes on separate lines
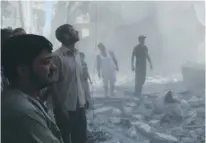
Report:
1,34,63,143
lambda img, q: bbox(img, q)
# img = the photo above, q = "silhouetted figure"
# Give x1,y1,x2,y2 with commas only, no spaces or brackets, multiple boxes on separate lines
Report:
131,35,153,97
80,52,92,109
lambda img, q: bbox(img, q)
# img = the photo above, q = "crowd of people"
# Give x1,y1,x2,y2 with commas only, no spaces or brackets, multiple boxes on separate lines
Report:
1,24,153,143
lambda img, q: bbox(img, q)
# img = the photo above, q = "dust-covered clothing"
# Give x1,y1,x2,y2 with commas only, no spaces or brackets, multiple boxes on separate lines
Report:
97,50,117,96
2,88,63,143
49,45,86,111
45,45,87,143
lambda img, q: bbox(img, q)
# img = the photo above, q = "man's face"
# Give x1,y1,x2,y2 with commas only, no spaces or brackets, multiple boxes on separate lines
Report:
30,49,56,89
139,38,145,45
62,26,79,45
98,45,105,52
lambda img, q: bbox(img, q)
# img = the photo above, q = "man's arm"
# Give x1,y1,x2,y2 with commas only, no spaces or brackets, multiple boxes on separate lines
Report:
145,47,153,69
84,62,92,83
109,51,119,71
87,69,92,83
97,55,101,78
131,47,136,71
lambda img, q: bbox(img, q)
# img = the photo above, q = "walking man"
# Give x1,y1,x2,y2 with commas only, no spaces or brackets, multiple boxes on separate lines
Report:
97,43,119,96
131,35,153,97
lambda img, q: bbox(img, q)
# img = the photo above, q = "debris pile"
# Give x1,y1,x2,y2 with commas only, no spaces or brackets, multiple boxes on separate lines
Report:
87,89,205,143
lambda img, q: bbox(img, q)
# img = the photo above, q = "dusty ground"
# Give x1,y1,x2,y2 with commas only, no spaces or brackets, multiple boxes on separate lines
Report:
86,75,205,143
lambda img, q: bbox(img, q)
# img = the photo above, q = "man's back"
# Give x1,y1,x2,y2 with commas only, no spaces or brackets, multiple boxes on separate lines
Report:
134,44,148,68
2,88,63,143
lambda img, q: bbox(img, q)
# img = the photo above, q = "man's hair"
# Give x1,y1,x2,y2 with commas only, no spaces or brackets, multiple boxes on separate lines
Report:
2,34,53,82
13,27,26,35
138,35,146,40
1,27,13,47
55,24,73,42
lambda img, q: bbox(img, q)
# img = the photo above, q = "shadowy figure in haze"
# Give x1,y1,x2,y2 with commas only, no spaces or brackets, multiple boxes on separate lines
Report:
80,52,92,109
12,27,26,36
44,24,88,143
1,34,63,143
97,43,119,96
131,35,153,97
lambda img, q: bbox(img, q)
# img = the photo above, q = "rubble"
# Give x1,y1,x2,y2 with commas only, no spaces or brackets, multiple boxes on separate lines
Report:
86,85,205,143
151,132,178,143
181,62,205,90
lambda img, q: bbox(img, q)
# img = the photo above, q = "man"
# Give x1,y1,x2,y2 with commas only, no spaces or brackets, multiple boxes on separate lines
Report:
80,52,92,109
97,43,119,96
12,27,26,36
131,35,153,97
1,35,63,143
44,24,88,143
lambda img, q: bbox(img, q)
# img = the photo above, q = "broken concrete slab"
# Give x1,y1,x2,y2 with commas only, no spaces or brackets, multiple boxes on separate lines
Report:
119,118,131,129
151,132,178,143
148,120,160,128
188,96,202,107
109,117,121,124
184,110,197,125
153,91,181,114
132,114,144,120
181,137,194,143
180,99,190,110
127,126,138,138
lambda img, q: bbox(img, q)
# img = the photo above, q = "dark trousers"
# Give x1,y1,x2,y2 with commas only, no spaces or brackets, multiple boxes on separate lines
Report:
135,70,146,97
54,107,87,143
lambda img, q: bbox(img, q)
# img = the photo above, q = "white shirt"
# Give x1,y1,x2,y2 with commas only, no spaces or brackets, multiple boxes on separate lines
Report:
48,45,86,111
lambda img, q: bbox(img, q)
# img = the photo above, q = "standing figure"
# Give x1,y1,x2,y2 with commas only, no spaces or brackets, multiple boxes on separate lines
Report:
80,52,92,109
131,35,153,97
44,24,89,143
97,43,119,96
